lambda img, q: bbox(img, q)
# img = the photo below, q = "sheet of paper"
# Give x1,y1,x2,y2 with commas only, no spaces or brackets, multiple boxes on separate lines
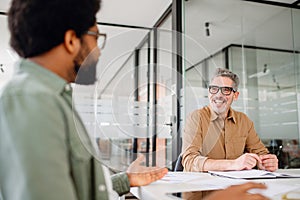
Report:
189,176,248,190
159,172,202,183
271,171,300,178
208,169,277,179
208,169,300,179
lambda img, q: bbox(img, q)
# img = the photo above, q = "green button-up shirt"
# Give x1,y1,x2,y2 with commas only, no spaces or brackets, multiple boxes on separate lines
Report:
0,59,130,200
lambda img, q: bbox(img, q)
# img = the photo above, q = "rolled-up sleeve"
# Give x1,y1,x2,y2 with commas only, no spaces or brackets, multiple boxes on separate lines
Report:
245,120,269,155
182,111,208,172
111,172,130,196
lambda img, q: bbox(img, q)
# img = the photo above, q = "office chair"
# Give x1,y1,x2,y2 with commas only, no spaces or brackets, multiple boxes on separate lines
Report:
174,155,184,172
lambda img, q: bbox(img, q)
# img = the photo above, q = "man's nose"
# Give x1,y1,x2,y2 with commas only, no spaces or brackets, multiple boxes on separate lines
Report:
215,89,223,96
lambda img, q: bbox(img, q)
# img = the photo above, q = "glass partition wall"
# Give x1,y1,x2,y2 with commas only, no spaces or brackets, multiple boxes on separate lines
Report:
0,15,18,89
2,1,298,172
184,0,300,168
73,16,174,171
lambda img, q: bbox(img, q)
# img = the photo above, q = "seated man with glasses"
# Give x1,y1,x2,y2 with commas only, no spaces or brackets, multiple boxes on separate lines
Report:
182,68,278,172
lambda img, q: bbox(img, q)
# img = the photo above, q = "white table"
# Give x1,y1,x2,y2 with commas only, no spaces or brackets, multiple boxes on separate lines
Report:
130,169,300,200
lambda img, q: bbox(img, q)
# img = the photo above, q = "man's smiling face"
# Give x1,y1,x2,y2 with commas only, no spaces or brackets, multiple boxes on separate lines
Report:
208,76,239,115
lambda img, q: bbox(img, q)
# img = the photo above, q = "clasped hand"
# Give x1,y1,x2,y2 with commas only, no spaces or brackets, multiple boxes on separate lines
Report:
233,153,278,172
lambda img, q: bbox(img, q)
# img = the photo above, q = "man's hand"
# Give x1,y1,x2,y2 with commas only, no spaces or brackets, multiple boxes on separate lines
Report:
257,154,278,172
204,182,270,200
126,154,168,187
232,153,262,170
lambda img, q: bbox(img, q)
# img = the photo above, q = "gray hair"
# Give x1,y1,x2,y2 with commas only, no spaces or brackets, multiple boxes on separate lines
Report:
210,68,240,90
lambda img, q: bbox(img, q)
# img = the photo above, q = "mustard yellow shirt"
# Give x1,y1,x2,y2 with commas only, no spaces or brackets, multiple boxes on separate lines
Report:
182,106,269,172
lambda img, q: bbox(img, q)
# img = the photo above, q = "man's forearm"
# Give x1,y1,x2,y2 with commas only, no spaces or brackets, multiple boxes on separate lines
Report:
203,159,235,171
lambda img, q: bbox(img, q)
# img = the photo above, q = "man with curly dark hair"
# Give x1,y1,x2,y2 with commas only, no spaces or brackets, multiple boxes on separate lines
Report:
0,1,167,199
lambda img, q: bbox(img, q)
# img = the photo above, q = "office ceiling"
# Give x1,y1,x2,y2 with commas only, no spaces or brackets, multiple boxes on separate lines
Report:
184,0,300,90
0,0,299,92
184,0,300,65
0,0,172,90
96,0,171,28
0,0,171,27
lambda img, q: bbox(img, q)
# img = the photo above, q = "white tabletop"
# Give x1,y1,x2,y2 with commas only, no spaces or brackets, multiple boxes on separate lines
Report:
130,169,300,200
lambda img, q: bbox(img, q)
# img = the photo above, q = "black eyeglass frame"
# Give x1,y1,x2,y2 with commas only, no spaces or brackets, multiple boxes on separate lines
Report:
208,85,237,96
85,30,107,49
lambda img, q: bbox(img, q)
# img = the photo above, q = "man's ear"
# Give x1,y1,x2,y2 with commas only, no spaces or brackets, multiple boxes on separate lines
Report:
64,30,80,54
233,91,240,101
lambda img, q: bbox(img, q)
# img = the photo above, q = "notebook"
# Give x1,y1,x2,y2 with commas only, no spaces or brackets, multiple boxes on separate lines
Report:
208,169,300,179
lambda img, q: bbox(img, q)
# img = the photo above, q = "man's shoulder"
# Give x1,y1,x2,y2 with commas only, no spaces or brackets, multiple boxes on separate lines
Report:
1,72,56,99
230,108,251,121
189,106,211,119
1,59,66,100
198,106,211,115
0,75,63,115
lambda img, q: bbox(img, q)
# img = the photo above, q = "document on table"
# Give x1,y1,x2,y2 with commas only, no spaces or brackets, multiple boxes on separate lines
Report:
159,172,202,183
208,169,300,179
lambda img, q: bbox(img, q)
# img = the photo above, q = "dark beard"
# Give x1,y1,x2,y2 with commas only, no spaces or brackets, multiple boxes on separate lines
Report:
74,59,97,85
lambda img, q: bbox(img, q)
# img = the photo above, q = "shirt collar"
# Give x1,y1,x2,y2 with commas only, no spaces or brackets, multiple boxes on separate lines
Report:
18,59,70,94
209,105,237,123
227,107,237,124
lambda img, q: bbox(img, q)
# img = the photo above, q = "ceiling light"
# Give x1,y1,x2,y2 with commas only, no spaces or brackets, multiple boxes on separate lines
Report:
248,64,270,79
205,22,210,37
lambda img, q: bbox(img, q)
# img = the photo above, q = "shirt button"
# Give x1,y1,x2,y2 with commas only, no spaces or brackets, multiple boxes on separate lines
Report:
98,184,106,191
64,84,71,91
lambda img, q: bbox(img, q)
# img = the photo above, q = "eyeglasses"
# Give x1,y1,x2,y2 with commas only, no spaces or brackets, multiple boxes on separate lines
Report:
85,30,107,49
208,85,236,96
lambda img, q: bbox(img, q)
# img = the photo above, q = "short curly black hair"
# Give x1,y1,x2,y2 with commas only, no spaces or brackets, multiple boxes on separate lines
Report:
8,0,101,58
